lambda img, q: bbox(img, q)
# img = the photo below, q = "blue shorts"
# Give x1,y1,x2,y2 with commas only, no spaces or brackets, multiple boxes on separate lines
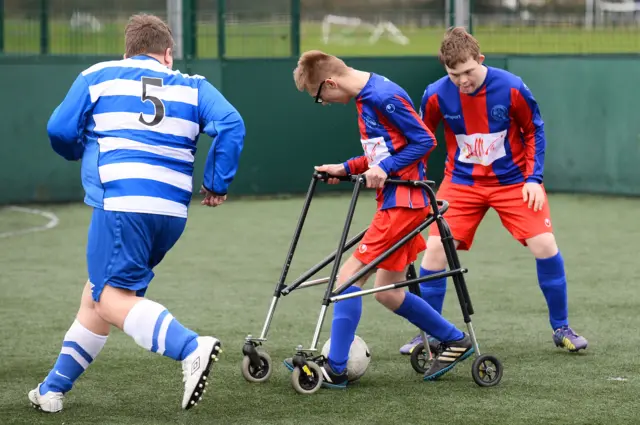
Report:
86,208,186,302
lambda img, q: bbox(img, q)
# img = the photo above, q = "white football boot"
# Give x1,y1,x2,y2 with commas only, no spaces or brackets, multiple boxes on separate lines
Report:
28,384,64,413
181,336,221,410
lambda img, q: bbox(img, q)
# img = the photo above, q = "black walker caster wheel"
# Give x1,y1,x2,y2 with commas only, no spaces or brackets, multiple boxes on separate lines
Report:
241,350,272,383
472,354,503,387
291,361,323,394
409,342,434,374
241,342,273,383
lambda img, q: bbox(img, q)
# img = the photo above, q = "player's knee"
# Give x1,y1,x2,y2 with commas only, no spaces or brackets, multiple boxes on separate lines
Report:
374,289,403,310
526,233,558,259
94,285,138,326
80,281,97,310
78,284,98,319
423,237,448,269
335,256,368,288
93,299,110,322
77,282,111,335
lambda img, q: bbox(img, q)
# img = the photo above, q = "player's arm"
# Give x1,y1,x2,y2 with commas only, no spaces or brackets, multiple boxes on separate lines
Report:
512,81,546,184
420,86,443,133
198,80,246,196
377,94,437,174
47,74,93,161
343,155,369,175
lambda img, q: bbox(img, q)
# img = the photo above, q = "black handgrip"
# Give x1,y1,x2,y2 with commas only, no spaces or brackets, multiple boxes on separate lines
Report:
313,171,441,215
386,179,436,189
313,171,353,182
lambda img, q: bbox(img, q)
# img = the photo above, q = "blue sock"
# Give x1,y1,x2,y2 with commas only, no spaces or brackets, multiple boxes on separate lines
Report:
536,252,569,330
394,292,463,343
419,267,447,314
40,320,108,394
123,299,198,361
165,316,199,360
328,286,362,374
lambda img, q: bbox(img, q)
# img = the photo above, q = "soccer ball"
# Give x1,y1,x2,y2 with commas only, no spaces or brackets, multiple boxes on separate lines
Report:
321,335,371,382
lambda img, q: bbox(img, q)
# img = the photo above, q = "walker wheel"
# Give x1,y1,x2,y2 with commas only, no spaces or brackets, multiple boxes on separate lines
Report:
241,350,272,383
409,342,434,374
472,354,503,387
291,361,323,394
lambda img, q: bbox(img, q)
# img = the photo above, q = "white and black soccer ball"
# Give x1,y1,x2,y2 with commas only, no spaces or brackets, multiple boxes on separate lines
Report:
321,335,371,382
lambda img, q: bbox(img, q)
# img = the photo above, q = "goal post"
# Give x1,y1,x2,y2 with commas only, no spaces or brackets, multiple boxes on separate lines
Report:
321,14,410,46
592,0,640,27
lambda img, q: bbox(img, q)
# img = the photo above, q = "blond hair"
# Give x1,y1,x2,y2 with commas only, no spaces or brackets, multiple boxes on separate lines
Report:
125,14,174,58
293,50,349,93
438,27,481,68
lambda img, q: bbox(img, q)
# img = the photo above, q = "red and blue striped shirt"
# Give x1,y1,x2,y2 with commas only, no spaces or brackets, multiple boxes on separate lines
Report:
420,66,545,186
343,73,437,210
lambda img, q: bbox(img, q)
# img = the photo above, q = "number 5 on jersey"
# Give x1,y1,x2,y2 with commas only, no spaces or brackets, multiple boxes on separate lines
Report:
139,77,165,126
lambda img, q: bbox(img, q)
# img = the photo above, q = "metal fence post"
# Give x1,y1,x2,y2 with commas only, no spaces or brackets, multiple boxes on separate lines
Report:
448,0,455,27
468,0,473,34
40,0,49,55
0,0,4,53
217,0,225,59
452,0,471,32
168,0,183,59
291,0,300,57
182,0,196,59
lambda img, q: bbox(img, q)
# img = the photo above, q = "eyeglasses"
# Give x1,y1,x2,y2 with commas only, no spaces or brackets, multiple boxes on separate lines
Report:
314,81,325,104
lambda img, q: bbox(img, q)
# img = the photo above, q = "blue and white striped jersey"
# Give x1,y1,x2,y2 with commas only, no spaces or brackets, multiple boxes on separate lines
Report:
47,55,245,218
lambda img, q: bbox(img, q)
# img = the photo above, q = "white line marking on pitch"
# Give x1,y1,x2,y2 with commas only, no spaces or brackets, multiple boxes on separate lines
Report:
0,206,60,239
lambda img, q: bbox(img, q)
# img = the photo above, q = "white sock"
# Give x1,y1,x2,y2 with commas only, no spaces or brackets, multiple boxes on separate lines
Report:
41,320,108,394
123,299,168,351
65,319,109,359
123,299,198,360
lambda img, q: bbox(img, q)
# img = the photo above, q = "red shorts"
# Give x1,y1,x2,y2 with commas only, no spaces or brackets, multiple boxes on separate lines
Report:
354,207,429,272
429,178,554,250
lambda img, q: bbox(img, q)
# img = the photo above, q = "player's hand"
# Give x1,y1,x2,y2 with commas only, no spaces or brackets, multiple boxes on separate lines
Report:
363,166,388,189
522,182,545,212
314,164,347,185
200,186,227,207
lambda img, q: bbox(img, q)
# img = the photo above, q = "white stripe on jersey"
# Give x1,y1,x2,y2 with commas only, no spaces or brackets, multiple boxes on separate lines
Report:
93,112,200,140
99,162,192,192
103,196,188,218
98,137,195,163
88,78,199,105
82,58,205,79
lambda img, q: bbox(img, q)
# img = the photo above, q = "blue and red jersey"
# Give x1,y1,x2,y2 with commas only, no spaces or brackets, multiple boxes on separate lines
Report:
343,73,437,210
420,66,545,186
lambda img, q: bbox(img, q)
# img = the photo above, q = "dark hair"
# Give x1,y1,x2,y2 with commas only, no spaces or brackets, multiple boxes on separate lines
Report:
438,26,481,68
125,14,174,58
